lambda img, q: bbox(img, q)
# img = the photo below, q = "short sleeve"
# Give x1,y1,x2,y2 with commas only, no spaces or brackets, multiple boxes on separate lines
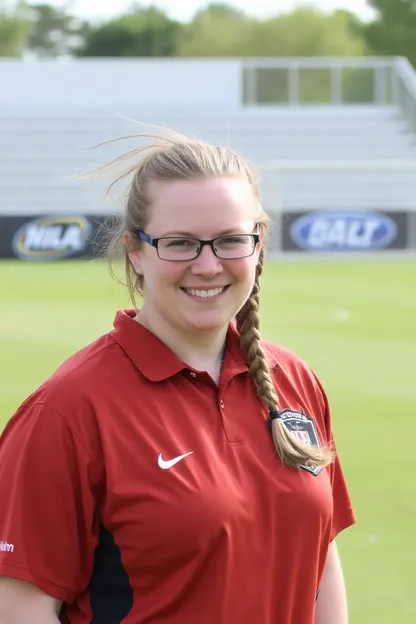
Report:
315,376,356,541
0,402,102,603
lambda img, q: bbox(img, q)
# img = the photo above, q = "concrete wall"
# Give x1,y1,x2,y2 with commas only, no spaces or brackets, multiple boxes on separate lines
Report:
0,59,242,109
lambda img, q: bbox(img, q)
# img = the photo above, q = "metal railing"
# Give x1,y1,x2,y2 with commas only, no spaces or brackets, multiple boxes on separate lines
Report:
394,57,416,131
242,56,416,130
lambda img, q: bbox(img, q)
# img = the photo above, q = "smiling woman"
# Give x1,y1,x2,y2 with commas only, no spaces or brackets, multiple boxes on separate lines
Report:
0,130,355,624
121,174,268,369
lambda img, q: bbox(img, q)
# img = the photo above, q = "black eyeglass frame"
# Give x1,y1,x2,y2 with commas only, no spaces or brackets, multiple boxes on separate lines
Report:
136,225,261,262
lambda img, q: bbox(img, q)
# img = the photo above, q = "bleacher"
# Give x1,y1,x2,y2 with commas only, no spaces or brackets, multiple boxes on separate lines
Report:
2,55,416,220
1,104,416,216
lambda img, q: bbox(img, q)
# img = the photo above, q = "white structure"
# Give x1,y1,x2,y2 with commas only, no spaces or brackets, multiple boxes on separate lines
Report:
1,57,416,219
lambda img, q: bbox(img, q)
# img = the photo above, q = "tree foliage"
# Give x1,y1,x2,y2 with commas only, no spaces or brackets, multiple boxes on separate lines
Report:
365,0,416,66
9,0,416,65
176,6,366,57
0,0,31,57
76,6,181,57
240,8,366,57
177,3,249,57
28,3,87,57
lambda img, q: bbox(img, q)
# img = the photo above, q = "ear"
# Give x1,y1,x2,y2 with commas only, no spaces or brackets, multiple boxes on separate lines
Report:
254,224,265,263
258,227,265,247
123,231,143,274
128,250,143,274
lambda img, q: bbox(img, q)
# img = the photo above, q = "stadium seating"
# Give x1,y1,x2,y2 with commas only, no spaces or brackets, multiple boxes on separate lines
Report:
0,104,416,214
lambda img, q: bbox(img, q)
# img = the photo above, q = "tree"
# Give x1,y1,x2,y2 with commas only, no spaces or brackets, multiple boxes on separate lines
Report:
0,0,31,57
177,6,367,58
177,3,250,57
364,0,416,67
76,6,181,57
334,9,366,39
242,8,367,57
28,2,87,57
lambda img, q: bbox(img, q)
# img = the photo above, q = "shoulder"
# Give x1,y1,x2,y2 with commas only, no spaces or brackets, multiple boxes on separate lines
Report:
263,339,317,382
10,330,129,454
34,331,120,403
262,339,329,425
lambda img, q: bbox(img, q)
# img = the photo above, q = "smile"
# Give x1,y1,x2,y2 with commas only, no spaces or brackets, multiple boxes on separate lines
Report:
181,286,229,299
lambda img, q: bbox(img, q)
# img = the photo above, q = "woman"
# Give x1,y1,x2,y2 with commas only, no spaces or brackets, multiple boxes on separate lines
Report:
0,136,355,623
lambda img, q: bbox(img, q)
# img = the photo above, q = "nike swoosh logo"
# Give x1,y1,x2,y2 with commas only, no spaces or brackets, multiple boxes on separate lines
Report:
158,452,193,470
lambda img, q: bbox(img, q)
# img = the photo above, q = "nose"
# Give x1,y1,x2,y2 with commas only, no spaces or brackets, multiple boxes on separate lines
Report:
191,244,224,277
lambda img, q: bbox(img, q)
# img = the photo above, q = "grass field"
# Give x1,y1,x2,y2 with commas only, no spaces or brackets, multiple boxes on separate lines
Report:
1,257,415,622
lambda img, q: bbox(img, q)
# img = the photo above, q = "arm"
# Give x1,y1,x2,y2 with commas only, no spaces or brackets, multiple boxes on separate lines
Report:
0,403,99,616
0,577,62,623
315,541,348,624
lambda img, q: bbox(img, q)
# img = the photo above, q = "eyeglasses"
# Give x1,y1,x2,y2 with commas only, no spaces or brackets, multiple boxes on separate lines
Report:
137,225,260,262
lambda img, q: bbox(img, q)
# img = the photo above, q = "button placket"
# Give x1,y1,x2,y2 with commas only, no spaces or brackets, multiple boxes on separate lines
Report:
217,386,244,445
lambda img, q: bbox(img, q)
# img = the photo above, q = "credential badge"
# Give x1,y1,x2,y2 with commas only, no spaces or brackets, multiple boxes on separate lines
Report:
279,409,324,476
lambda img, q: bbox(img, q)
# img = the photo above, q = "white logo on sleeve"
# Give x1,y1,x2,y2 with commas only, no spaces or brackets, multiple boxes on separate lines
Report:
158,452,193,470
0,541,14,553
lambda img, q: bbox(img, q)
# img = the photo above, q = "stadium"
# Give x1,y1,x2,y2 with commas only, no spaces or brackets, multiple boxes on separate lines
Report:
1,40,415,624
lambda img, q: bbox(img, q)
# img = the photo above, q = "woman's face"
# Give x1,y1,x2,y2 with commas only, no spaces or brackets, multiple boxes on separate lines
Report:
129,177,263,338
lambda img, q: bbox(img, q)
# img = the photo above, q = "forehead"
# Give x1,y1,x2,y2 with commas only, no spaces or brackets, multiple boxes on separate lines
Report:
146,177,255,235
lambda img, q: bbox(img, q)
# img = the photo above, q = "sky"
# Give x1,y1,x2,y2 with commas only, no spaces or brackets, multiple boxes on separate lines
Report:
27,1,378,23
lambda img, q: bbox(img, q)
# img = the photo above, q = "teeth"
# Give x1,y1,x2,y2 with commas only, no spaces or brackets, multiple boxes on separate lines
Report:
185,287,225,298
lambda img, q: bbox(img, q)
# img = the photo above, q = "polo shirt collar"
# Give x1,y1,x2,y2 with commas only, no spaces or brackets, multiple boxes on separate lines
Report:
110,309,248,382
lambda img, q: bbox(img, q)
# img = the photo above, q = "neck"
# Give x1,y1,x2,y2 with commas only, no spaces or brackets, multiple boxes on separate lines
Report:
135,308,228,372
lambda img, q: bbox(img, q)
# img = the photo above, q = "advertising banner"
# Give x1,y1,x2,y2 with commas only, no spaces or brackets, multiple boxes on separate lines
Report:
281,210,408,252
0,214,110,260
1,211,413,260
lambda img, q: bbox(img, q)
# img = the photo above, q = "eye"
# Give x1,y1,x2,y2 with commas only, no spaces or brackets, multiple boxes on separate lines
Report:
218,235,249,245
165,238,195,248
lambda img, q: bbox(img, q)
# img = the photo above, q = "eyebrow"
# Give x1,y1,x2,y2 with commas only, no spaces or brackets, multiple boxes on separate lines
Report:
158,228,252,238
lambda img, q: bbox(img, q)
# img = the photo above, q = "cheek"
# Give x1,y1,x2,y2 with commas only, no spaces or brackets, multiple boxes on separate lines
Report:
230,258,257,283
144,261,187,287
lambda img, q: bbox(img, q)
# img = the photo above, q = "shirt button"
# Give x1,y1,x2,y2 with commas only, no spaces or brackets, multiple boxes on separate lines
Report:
220,400,225,409
190,372,197,378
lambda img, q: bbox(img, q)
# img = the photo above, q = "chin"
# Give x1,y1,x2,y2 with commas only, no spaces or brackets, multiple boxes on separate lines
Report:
182,312,229,333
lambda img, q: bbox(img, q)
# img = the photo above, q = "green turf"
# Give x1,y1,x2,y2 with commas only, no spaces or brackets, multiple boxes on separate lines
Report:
1,257,415,621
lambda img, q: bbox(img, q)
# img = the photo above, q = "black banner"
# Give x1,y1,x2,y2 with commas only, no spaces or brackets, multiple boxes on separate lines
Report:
0,214,112,260
0,211,413,260
281,210,408,252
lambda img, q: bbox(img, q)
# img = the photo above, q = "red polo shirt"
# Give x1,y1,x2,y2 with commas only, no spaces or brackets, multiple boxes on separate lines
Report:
0,309,355,623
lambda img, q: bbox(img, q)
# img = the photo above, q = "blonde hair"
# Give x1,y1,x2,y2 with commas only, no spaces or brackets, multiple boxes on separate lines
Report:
97,131,334,470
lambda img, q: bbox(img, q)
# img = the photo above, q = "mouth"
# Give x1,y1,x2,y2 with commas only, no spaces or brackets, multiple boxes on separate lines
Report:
180,286,230,300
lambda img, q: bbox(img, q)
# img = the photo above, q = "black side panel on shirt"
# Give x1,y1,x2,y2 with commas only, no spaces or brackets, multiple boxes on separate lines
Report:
89,524,134,623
